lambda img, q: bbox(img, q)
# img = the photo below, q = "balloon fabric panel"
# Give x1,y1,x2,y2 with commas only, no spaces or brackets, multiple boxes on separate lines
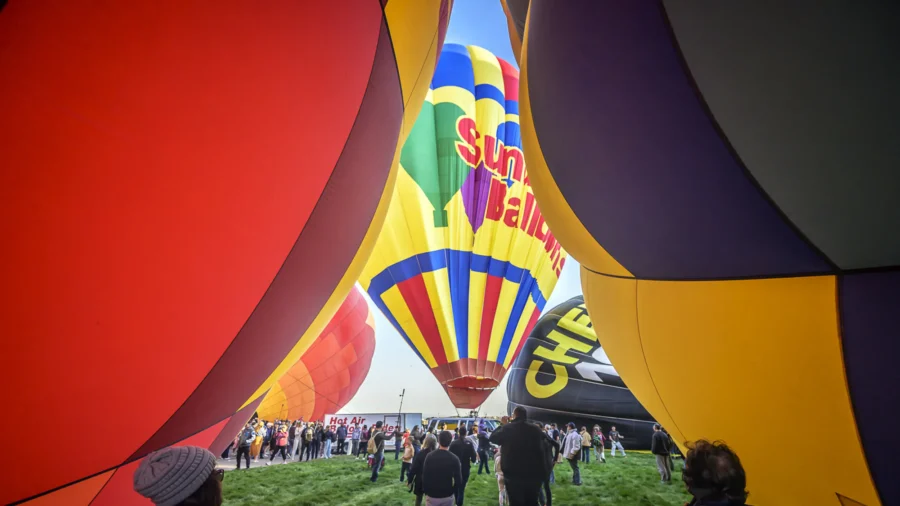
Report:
361,43,566,408
0,1,450,504
511,1,898,504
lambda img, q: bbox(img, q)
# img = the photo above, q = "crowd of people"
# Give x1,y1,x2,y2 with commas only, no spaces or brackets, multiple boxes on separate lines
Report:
130,407,752,506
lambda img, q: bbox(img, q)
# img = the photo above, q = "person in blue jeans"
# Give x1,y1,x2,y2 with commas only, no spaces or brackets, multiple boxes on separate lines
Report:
370,421,386,482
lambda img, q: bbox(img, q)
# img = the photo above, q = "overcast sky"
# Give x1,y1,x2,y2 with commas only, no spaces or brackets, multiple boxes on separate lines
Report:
341,0,583,417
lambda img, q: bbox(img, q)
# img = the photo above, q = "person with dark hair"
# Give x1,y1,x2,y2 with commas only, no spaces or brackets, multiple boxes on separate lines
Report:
236,422,255,470
134,446,223,506
489,406,548,504
682,440,749,505
267,424,290,465
448,426,477,505
609,425,626,457
358,424,369,459
370,421,386,482
651,423,672,483
476,426,492,475
408,434,439,506
394,426,405,460
423,431,462,506
535,422,560,506
562,422,583,486
336,424,348,455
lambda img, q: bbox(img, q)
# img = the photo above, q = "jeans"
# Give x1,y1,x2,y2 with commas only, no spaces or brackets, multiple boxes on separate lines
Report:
236,445,251,469
400,461,411,482
311,441,320,459
456,467,470,505
304,441,313,461
395,443,401,460
324,440,332,458
291,438,301,459
370,451,384,481
549,467,555,484
581,447,591,463
504,476,542,505
568,458,582,485
358,441,368,457
611,441,626,456
270,446,287,462
352,440,359,456
477,449,491,474
538,479,553,506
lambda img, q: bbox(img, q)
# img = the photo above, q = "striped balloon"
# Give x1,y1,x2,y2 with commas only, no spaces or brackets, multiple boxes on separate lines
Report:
360,44,566,408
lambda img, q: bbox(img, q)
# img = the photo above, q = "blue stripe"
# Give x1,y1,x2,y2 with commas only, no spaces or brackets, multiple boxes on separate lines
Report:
447,250,469,359
432,44,475,93
496,273,535,365
475,84,505,106
367,249,549,307
505,100,519,115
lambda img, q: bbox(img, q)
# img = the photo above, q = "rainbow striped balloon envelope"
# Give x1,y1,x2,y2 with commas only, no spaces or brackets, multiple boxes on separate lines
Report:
360,44,566,408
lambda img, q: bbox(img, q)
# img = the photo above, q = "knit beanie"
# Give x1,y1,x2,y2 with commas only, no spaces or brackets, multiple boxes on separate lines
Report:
133,446,216,506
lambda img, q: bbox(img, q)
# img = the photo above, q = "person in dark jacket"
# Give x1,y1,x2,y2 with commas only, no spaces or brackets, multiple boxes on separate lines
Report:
312,424,323,459
651,424,672,483
537,422,560,506
324,426,335,459
336,424,348,455
476,428,492,475
682,440,749,506
236,423,255,470
408,434,438,506
423,431,462,506
358,425,369,459
447,426,477,506
410,425,422,455
394,427,404,460
489,407,547,505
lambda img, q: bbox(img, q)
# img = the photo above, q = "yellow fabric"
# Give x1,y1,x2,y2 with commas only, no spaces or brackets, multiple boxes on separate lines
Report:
583,270,881,505
517,21,629,278
240,3,444,408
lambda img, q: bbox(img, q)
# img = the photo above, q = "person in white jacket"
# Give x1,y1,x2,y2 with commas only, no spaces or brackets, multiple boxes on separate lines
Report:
562,422,583,485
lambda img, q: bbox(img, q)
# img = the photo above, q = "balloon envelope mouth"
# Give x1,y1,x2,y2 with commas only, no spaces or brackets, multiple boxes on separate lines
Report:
446,377,499,390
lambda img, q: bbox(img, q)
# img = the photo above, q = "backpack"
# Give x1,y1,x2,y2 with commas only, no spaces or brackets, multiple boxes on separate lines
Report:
304,429,313,442
367,432,378,454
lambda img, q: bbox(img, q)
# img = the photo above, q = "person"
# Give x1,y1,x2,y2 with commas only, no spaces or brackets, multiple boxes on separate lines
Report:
488,406,547,505
401,430,415,482
410,425,422,455
476,426,492,475
290,422,302,460
592,425,607,463
448,426,477,506
134,446,223,506
682,440,749,505
579,426,592,464
394,427,404,460
563,422,583,486
250,422,265,462
324,425,335,459
423,431,462,506
267,425,289,465
494,447,507,506
287,422,297,460
265,421,276,458
235,423,255,470
651,423,672,483
303,424,315,461
537,422,560,506
408,434,438,506
369,421,386,482
358,425,369,459
609,426,626,457
351,423,361,457
336,424,347,455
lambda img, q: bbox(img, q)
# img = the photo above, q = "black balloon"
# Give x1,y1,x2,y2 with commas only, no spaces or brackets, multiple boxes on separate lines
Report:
507,296,657,449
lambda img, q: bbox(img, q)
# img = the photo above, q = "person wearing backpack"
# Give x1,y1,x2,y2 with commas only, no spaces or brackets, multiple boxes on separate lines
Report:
592,425,607,463
303,424,315,461
562,422,583,485
236,422,256,470
369,421,386,482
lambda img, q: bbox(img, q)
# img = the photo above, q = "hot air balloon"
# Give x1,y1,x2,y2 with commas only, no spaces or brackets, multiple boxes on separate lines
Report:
257,286,376,422
506,2,899,505
0,1,451,504
360,43,566,409
506,296,656,448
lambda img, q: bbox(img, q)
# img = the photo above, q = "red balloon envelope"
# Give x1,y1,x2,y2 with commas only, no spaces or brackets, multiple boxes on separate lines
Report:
0,1,451,504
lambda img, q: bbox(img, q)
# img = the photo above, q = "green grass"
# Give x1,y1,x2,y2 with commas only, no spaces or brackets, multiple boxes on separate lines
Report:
222,452,691,506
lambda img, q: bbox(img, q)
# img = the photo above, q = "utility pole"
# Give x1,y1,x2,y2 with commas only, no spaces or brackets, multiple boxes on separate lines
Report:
398,389,406,434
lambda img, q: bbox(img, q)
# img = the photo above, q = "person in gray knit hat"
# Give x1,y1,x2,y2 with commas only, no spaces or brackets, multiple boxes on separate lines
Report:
133,446,223,506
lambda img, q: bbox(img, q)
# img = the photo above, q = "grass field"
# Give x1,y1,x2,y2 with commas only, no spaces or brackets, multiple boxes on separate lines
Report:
222,452,691,506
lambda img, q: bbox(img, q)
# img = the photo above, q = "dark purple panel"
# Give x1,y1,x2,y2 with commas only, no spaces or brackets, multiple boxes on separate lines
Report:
525,0,830,280
840,270,900,506
129,20,402,459
207,395,264,456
